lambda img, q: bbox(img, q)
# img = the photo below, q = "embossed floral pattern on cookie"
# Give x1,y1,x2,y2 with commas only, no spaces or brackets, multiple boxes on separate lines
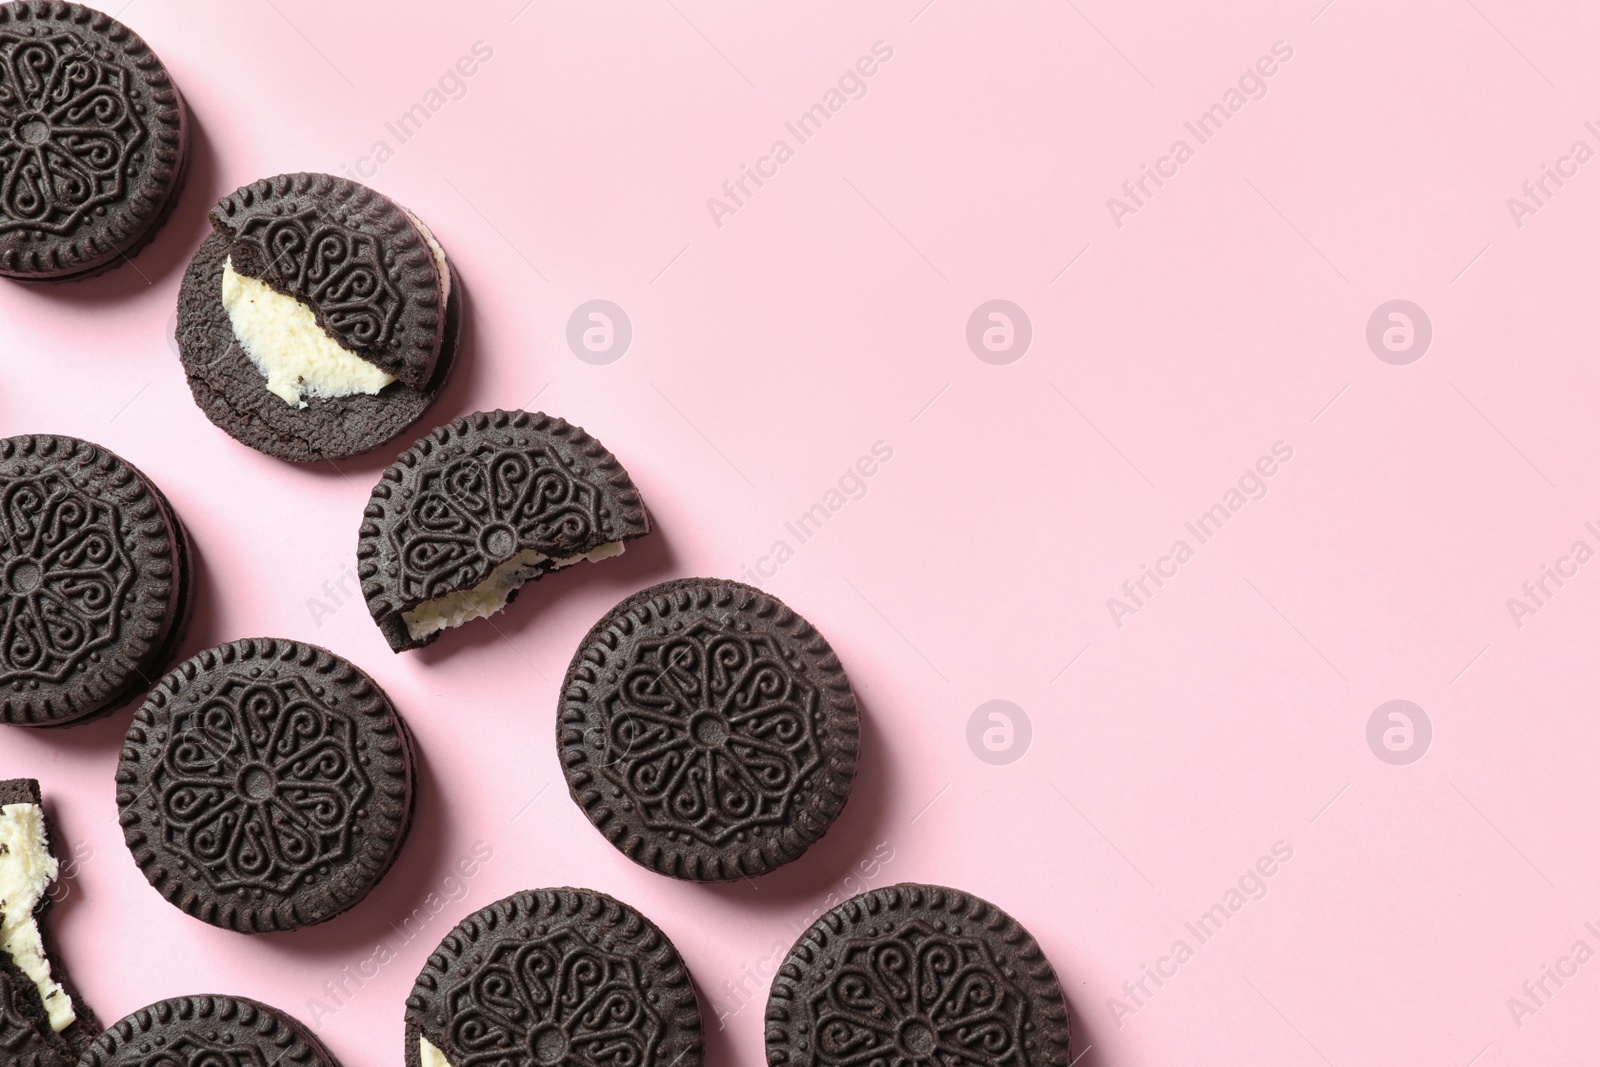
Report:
404,888,702,1067
0,434,188,728
562,578,858,881
117,639,415,932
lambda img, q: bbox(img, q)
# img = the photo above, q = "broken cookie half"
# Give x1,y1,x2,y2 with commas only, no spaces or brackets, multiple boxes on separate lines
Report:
0,779,98,1067
359,410,652,652
176,172,462,462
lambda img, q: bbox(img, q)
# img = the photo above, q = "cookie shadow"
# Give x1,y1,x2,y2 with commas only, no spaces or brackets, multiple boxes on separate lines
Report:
411,522,680,666
253,720,456,962
298,251,481,486
691,968,741,1067
699,688,895,911
1060,987,1101,1067
169,519,226,666
20,101,221,301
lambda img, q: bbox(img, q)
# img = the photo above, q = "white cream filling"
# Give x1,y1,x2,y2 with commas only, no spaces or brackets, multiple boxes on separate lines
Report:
419,1036,454,1067
0,804,73,1032
220,256,396,408
402,541,625,641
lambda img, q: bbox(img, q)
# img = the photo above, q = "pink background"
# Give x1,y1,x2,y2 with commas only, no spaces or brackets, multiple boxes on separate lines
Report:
3,0,1599,1063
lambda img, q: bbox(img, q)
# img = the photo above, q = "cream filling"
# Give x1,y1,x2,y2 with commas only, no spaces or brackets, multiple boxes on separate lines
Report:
220,256,396,408
0,804,73,1032
221,209,448,409
402,541,625,641
419,1036,454,1067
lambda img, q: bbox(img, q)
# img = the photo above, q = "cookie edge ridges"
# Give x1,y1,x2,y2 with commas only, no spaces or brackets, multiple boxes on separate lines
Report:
114,637,413,932
80,994,337,1067
763,883,1072,1066
0,435,180,727
0,2,186,279
402,887,703,1067
560,578,859,881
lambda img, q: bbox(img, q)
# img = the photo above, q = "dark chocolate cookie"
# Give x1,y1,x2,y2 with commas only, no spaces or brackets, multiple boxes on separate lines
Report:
79,995,339,1067
176,172,461,462
404,887,702,1067
0,434,192,727
115,637,416,933
0,2,189,281
765,883,1072,1067
0,778,100,1067
561,578,858,882
359,409,651,653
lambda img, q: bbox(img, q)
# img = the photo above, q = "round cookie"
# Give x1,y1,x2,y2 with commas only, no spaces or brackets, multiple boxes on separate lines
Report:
115,637,416,933
79,995,338,1067
358,409,652,653
404,888,703,1067
175,172,461,462
0,434,192,728
765,883,1072,1067
0,2,189,281
561,578,858,881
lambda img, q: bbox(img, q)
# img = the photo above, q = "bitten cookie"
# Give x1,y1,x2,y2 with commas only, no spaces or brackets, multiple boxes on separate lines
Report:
765,883,1072,1067
560,578,858,881
0,779,99,1067
404,888,703,1067
80,995,339,1067
176,172,461,461
0,2,189,281
115,638,416,933
0,434,193,728
359,410,651,653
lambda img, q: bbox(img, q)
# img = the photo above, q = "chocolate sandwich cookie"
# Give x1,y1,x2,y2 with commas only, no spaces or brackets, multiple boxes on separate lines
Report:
0,434,192,728
359,409,651,653
404,888,703,1067
176,172,461,462
115,637,416,933
765,883,1072,1067
0,779,99,1067
561,578,858,882
0,2,189,281
80,995,339,1067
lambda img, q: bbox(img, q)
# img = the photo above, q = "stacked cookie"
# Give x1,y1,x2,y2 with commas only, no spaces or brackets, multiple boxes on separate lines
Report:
0,3,188,281
0,435,192,729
